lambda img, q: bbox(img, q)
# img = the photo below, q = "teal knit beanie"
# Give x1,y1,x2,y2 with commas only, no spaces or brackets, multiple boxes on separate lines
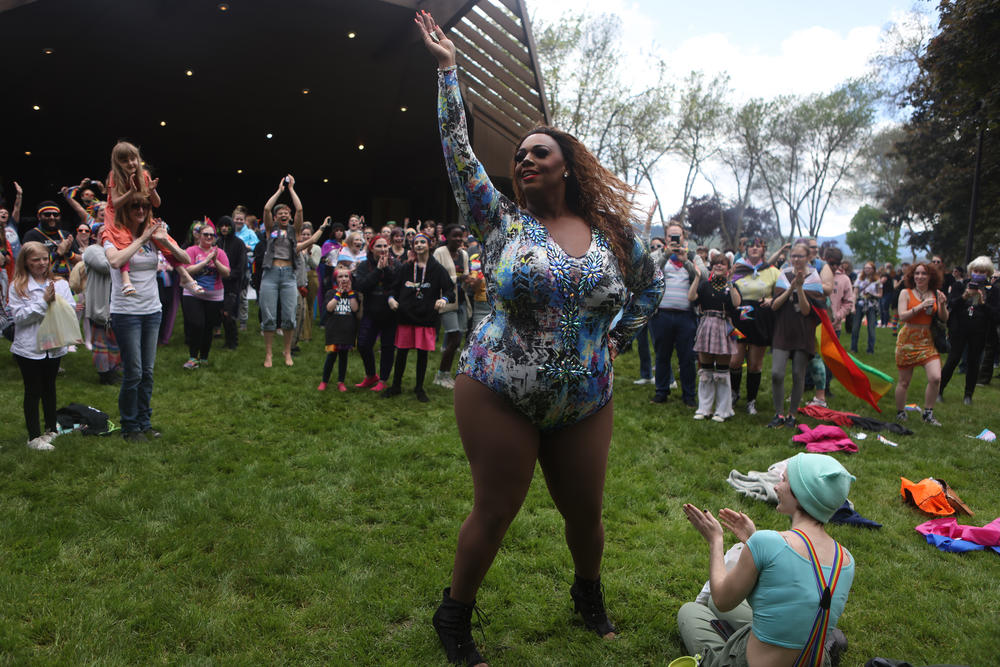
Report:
786,453,856,523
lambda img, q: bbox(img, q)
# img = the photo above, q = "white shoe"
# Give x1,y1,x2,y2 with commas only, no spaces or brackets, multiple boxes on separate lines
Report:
806,397,827,408
28,437,55,451
693,413,707,420
442,375,455,390
633,377,653,385
746,400,758,415
711,414,726,423
432,372,450,388
669,380,679,390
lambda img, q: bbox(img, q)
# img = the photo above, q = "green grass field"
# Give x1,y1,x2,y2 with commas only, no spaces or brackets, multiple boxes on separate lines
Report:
2,310,998,665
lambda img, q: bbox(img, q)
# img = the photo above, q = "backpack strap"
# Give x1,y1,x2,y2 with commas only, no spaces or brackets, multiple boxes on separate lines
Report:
790,529,846,667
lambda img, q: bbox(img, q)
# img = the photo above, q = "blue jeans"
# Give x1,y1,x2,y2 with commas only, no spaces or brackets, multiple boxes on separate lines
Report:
111,311,161,434
649,309,697,401
851,302,878,353
636,324,652,379
259,266,298,331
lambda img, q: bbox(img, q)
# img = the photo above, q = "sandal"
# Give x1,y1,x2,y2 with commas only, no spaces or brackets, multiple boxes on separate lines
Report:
121,283,137,297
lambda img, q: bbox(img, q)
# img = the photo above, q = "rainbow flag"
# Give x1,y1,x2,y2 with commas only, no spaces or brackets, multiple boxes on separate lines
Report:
814,308,893,412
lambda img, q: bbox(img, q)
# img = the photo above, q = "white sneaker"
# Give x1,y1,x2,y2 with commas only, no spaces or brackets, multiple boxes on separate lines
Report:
693,413,707,420
432,371,450,388
746,400,758,415
669,380,679,390
806,397,827,408
28,437,55,451
442,375,455,390
711,414,726,423
633,378,653,385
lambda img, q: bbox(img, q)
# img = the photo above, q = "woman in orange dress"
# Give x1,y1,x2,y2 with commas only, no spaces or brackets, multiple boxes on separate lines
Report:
894,261,948,425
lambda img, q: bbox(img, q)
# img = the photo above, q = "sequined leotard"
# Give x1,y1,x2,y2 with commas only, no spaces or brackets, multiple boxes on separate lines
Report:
438,67,664,430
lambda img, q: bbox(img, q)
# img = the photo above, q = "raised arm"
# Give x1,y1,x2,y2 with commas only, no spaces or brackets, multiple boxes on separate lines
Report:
417,10,504,243
60,186,88,222
262,180,283,233
287,174,304,233
12,181,23,221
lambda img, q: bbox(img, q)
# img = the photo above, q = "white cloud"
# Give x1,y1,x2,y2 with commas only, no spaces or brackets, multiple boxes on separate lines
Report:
524,0,890,236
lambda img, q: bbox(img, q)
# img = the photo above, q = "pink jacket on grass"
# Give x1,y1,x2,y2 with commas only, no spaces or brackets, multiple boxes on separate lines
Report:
792,424,858,453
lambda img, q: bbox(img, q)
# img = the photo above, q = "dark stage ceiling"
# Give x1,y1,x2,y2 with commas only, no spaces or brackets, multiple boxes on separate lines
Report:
1,0,547,230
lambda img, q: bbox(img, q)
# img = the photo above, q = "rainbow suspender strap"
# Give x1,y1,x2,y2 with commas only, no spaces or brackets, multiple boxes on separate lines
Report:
790,529,845,667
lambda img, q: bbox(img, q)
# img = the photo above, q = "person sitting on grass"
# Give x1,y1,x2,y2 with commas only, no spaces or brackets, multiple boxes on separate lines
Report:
678,453,856,667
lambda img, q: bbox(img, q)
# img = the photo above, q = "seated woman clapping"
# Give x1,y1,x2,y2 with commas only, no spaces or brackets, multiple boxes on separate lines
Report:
678,453,855,667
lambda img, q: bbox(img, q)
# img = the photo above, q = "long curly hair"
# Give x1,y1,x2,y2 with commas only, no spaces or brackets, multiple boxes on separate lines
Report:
903,261,942,292
511,126,637,277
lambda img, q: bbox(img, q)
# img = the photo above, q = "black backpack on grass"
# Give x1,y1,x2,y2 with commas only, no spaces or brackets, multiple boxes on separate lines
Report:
55,403,111,436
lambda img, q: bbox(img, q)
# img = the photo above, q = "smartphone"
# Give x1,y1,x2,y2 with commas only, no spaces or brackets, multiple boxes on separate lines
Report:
283,177,291,188
709,619,735,640
669,234,681,244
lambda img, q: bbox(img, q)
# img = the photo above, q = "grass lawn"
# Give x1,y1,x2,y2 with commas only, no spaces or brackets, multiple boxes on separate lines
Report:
1,308,998,665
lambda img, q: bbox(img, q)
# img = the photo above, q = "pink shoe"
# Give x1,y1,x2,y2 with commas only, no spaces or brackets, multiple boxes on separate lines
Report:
317,382,327,391
337,382,348,392
355,375,379,389
370,380,386,392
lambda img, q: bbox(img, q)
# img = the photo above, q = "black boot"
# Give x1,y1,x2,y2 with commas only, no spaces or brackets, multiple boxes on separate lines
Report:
432,587,485,666
729,367,742,404
570,574,616,637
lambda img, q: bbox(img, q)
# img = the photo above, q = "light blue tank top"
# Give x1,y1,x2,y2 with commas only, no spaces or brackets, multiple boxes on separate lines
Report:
746,530,855,649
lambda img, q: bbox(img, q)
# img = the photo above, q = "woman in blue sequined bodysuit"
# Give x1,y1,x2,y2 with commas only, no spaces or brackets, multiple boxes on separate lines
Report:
416,11,664,666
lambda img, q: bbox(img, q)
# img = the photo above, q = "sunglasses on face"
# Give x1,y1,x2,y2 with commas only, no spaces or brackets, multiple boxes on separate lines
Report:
130,202,150,210
40,212,59,217
201,232,216,238
77,228,90,234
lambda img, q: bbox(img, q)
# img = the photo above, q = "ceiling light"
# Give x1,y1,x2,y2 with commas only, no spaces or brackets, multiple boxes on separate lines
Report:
302,88,310,95
266,133,273,139
24,151,31,156
400,106,407,112
160,121,166,127
33,105,40,111
42,48,54,55
357,144,365,151
185,69,193,76
323,178,329,183
218,2,229,11
237,169,243,174
347,31,356,39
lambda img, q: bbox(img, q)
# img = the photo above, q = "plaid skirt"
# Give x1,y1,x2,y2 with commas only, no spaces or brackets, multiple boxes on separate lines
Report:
694,312,737,355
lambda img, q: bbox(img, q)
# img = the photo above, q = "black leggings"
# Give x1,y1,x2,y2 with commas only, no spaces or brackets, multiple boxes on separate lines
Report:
940,327,986,398
14,354,62,440
182,296,223,360
322,350,351,383
392,348,429,390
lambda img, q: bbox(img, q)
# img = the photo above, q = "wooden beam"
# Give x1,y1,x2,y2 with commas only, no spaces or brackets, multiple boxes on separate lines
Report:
464,86,532,136
457,52,540,121
461,10,530,67
452,24,532,82
453,31,538,104
474,0,525,42
516,0,550,124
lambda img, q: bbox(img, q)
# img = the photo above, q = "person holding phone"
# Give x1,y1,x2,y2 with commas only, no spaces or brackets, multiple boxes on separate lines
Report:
939,256,997,405
649,222,706,406
259,174,305,368
894,261,948,425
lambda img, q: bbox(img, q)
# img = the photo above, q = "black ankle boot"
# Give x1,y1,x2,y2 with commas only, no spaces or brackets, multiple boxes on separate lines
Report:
432,587,485,666
570,575,616,637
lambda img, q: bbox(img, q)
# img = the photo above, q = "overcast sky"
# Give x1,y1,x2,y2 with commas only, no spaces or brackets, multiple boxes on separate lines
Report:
524,0,917,238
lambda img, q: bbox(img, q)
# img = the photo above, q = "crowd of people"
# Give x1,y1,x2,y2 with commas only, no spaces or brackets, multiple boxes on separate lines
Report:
1,11,998,665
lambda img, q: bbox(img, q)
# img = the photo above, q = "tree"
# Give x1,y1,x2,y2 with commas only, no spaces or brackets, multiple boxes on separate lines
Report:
680,194,777,249
888,0,1000,259
674,71,730,222
758,80,878,240
534,12,678,212
716,98,777,245
846,204,899,265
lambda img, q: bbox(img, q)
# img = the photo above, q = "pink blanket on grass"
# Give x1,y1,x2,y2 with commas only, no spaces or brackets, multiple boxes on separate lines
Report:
792,424,858,454
915,517,1000,547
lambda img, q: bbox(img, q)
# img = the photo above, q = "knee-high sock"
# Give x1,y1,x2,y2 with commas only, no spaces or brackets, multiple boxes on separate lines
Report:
696,365,715,416
746,371,762,402
729,366,742,402
714,370,734,418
